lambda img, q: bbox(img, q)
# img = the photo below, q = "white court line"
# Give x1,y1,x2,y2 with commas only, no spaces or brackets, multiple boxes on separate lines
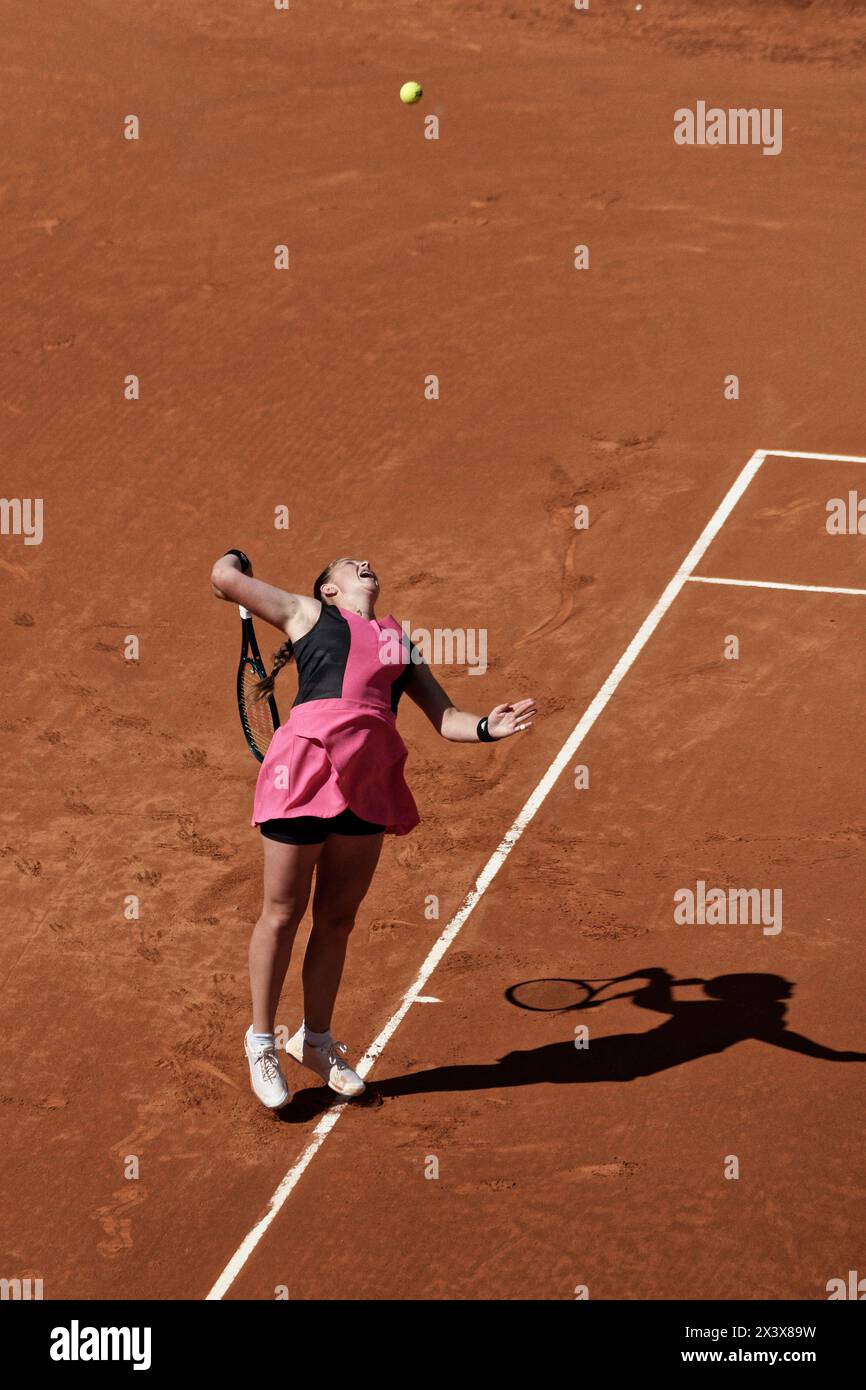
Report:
206,448,769,1300
687,575,866,597
762,449,866,464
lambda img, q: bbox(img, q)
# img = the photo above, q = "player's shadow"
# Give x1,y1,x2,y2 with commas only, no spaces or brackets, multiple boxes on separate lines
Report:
275,1082,383,1124
367,968,866,1101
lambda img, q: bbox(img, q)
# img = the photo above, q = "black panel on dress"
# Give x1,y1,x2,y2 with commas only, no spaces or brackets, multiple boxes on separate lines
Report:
292,604,350,706
390,641,420,712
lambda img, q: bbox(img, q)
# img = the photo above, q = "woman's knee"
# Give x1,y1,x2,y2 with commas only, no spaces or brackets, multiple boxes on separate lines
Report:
257,901,305,937
313,907,357,937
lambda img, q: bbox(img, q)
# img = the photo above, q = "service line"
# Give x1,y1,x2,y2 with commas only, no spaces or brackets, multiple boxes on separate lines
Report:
762,449,866,464
687,575,866,597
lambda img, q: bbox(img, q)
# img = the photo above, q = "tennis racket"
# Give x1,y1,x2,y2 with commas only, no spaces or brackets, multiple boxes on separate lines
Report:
237,605,281,762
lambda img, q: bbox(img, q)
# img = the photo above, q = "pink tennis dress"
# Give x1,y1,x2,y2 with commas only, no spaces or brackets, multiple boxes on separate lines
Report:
251,605,420,836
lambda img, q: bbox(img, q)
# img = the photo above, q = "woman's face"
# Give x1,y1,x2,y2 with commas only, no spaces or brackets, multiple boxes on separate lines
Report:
323,558,380,605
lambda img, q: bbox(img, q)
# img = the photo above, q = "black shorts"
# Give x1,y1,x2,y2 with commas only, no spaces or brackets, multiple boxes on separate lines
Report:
259,808,386,845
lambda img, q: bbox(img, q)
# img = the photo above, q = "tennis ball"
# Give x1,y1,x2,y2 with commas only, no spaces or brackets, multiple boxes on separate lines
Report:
400,81,423,105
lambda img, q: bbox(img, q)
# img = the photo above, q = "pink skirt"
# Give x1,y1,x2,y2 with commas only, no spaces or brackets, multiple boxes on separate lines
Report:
251,698,420,837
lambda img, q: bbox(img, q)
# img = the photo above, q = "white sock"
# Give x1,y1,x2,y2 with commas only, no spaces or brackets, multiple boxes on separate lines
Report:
251,1029,276,1051
304,1022,332,1048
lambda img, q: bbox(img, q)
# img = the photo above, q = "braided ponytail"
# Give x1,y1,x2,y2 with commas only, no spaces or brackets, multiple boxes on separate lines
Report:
252,556,349,702
253,638,294,701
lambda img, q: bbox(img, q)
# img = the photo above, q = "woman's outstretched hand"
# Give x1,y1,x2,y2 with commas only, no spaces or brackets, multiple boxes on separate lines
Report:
488,698,537,739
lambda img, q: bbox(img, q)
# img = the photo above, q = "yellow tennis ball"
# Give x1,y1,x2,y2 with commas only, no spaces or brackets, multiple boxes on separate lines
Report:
400,81,423,105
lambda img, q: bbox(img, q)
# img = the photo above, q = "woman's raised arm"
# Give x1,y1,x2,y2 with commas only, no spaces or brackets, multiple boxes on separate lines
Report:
210,552,319,639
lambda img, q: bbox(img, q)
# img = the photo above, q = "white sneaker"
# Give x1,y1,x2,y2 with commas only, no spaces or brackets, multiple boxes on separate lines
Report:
285,1025,366,1097
245,1027,291,1109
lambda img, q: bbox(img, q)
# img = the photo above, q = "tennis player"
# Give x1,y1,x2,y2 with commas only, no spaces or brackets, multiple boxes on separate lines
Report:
210,552,537,1110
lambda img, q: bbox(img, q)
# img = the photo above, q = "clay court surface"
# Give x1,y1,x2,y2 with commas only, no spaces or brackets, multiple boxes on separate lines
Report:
2,1,865,1300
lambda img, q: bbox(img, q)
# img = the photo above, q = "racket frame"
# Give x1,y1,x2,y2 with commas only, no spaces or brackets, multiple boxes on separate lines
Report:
237,605,281,762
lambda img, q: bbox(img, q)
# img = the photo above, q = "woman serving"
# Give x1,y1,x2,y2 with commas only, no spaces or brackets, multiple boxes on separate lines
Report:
210,552,537,1111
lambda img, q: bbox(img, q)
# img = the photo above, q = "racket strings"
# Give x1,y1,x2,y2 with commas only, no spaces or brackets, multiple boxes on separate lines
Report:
240,661,276,759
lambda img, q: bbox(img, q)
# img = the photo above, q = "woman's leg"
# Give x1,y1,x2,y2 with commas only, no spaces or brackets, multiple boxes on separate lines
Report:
302,831,384,1033
250,835,323,1034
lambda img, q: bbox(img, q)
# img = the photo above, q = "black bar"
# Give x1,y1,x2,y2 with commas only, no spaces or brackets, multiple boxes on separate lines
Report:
1,1298,860,1373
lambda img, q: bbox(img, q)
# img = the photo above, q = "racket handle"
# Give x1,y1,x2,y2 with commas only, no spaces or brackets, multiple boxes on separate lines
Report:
238,605,252,620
